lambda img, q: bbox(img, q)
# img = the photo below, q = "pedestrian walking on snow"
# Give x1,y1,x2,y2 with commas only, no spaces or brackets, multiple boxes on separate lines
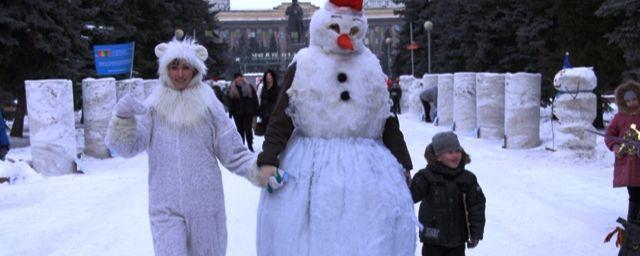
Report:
106,38,268,256
257,69,280,135
228,72,259,151
389,80,402,115
411,132,486,256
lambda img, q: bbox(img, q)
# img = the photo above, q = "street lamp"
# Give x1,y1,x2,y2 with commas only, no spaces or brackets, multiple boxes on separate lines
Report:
423,20,433,74
385,37,392,75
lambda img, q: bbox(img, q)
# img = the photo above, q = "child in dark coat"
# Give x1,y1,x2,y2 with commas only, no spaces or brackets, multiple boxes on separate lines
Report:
411,131,486,256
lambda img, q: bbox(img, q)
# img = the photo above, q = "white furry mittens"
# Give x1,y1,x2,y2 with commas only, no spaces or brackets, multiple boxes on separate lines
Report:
115,95,147,118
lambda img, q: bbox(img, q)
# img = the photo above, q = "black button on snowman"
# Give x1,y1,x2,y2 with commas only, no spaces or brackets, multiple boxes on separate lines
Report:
338,72,350,101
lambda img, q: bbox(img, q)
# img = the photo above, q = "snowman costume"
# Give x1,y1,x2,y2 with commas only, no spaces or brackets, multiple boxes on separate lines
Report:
256,1,417,255
106,39,260,255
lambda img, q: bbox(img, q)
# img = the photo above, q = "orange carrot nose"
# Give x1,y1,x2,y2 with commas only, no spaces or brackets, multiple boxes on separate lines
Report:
337,34,354,51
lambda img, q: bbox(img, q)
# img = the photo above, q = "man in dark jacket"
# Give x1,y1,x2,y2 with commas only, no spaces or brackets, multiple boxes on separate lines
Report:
389,81,402,115
411,132,486,256
228,72,259,151
0,110,10,160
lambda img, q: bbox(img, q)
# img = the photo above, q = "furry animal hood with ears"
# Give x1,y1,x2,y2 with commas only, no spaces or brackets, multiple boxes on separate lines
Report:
615,80,640,114
155,38,208,90
145,38,218,127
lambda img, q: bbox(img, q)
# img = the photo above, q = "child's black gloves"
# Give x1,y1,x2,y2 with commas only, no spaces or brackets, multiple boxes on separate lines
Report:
467,238,480,249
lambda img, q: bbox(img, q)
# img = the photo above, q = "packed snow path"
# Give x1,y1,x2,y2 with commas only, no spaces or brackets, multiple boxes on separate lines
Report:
0,114,624,255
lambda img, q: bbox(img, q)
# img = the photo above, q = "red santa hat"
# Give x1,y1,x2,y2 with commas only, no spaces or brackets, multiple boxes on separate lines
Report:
329,0,363,11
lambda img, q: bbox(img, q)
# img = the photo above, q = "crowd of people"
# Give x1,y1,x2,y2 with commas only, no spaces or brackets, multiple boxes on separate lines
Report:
1,0,636,253
101,33,486,255
210,69,281,152
5,43,638,253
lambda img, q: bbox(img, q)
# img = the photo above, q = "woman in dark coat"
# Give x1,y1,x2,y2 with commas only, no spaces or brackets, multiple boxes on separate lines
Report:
259,69,280,129
605,80,640,222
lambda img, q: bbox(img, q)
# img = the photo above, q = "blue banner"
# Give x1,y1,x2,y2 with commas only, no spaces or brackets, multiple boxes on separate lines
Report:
93,42,135,76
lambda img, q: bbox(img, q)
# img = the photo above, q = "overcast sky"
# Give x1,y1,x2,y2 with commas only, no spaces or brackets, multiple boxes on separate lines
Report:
230,0,326,10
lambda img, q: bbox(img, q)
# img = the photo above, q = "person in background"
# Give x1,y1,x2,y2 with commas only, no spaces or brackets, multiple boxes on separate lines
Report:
106,38,269,255
411,132,486,256
389,79,402,115
258,69,280,130
605,80,640,255
228,72,259,151
606,80,640,221
211,80,227,109
420,86,438,123
0,110,10,160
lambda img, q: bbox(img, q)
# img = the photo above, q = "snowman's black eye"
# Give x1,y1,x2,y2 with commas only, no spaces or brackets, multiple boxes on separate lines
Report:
328,23,340,34
349,26,360,36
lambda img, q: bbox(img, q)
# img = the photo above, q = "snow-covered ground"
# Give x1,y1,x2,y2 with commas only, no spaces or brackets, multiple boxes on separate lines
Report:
0,113,624,256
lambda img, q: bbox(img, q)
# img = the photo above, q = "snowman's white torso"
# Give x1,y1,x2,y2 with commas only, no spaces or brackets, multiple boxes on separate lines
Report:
286,45,391,139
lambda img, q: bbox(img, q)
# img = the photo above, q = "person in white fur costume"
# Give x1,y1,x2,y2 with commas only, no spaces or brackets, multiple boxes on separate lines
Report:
106,38,265,255
256,0,417,255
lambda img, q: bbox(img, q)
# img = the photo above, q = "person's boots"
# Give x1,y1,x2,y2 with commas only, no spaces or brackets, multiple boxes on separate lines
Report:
619,202,640,256
618,217,640,256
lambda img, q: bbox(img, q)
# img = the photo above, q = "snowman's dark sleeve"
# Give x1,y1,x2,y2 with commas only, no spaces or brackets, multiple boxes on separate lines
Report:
257,63,297,167
383,116,413,170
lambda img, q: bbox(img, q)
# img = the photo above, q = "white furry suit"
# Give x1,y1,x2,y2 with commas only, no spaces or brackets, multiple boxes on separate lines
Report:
106,39,259,256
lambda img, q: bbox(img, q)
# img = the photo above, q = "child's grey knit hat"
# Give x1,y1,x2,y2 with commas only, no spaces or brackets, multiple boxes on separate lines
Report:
432,131,463,156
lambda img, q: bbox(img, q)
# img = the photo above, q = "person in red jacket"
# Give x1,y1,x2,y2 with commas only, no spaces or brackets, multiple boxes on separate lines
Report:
606,80,640,223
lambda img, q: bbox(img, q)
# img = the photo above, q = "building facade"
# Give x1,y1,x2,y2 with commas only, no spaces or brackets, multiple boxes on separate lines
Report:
209,0,230,11
216,2,403,75
365,0,403,8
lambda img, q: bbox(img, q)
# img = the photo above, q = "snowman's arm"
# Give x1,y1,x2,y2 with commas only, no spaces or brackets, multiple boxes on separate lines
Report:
383,116,413,171
257,63,297,167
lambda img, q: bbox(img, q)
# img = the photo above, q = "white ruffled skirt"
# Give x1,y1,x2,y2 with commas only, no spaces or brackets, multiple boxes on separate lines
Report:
256,136,417,256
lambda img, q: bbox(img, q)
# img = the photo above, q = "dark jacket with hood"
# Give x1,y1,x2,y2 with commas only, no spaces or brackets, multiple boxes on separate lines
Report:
259,83,280,123
389,85,402,100
228,81,259,117
410,145,486,248
605,80,640,187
